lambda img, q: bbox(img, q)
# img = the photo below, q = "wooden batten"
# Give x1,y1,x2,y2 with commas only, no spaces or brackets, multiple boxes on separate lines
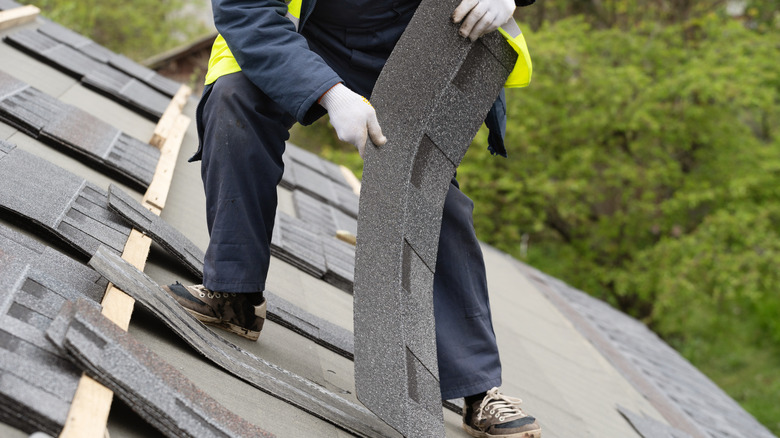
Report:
60,93,191,438
0,5,39,31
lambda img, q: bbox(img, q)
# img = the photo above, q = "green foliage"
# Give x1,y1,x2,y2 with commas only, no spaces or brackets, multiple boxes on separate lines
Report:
458,14,780,432
20,0,209,60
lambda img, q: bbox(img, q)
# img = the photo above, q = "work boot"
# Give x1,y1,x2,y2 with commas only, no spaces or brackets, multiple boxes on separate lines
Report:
162,282,266,341
462,387,541,438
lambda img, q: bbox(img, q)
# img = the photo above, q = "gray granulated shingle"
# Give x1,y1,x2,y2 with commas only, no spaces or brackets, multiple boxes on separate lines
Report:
285,143,327,174
271,212,327,278
293,190,338,236
37,22,94,52
0,0,23,9
0,142,131,256
332,208,358,236
617,406,693,438
82,65,169,120
321,237,355,294
0,78,159,188
279,152,297,189
290,160,338,203
352,0,516,434
47,299,276,438
0,81,68,136
332,182,360,218
0,230,106,436
87,247,398,438
107,184,204,278
321,159,351,188
265,292,354,360
0,71,27,101
5,30,103,79
108,54,181,97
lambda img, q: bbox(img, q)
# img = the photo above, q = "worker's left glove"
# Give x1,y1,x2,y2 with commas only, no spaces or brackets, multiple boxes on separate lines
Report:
319,83,387,158
452,0,515,42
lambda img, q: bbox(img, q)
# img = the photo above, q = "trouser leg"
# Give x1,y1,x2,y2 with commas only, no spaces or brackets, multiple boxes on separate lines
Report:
434,178,502,400
196,72,296,293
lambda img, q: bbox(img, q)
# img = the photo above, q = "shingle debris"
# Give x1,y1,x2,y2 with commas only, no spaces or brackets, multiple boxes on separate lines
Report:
0,224,106,436
0,140,132,257
87,246,399,438
47,299,276,438
0,72,160,188
352,0,516,434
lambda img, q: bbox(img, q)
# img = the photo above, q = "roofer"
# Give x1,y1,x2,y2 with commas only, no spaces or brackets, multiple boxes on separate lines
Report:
163,0,540,436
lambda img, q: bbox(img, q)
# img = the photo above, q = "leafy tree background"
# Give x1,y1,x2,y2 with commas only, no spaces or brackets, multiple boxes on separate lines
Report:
24,0,780,433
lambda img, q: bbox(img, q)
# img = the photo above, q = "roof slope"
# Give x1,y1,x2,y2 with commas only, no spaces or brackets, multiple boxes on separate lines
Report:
0,4,774,438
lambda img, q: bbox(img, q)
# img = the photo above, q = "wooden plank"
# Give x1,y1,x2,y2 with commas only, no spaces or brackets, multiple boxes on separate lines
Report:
144,114,190,211
58,376,114,438
149,84,192,148
60,90,190,438
0,5,39,31
340,164,362,196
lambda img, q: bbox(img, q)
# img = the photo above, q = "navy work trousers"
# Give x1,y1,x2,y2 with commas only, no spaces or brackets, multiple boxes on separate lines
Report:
195,24,501,404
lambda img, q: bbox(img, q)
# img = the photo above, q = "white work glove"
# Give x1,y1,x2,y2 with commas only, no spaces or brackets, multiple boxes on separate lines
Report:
452,0,515,42
319,83,387,158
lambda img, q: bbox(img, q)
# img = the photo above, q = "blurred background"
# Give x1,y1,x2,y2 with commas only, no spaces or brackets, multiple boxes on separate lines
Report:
20,0,779,434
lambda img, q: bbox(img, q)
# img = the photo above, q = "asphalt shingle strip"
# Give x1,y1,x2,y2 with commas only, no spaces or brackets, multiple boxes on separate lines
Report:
107,184,204,278
0,225,106,436
617,406,693,438
271,212,327,279
4,28,173,119
87,246,398,438
352,0,516,434
82,64,170,120
519,262,778,438
0,141,131,257
0,74,160,188
265,292,354,360
46,299,276,438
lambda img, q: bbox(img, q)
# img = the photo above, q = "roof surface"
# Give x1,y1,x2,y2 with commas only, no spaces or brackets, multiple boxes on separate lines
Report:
0,4,775,438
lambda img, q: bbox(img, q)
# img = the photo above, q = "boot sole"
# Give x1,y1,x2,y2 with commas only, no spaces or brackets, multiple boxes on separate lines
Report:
462,423,542,438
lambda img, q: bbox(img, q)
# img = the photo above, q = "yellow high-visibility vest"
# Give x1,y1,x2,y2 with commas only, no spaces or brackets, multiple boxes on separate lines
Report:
205,0,531,88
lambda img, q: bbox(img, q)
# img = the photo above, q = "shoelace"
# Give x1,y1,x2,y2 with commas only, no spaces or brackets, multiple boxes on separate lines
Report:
477,387,526,423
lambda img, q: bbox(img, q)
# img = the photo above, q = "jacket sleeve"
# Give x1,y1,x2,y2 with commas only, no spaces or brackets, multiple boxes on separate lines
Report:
212,0,342,124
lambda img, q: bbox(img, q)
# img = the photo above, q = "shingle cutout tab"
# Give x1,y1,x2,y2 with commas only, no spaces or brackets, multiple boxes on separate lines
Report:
87,247,398,438
107,184,204,278
47,299,276,438
352,0,516,434
0,141,132,256
0,224,106,435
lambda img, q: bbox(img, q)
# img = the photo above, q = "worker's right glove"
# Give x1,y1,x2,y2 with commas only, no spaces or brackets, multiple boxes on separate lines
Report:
452,0,515,42
319,83,387,158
